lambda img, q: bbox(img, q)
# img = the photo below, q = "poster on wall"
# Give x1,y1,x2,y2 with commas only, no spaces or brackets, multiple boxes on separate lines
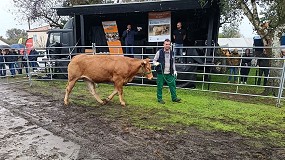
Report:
102,21,123,54
148,11,171,42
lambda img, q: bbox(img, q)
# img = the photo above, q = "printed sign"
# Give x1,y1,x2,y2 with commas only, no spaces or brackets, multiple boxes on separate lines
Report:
148,11,171,42
102,21,123,54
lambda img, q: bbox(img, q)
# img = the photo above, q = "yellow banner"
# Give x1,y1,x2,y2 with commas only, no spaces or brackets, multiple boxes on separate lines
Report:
102,21,123,54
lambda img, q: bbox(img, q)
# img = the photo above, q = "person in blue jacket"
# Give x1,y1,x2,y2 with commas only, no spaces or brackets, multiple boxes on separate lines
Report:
122,24,141,58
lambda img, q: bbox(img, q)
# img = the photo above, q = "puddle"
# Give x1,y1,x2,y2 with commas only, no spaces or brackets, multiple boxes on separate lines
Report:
0,106,80,160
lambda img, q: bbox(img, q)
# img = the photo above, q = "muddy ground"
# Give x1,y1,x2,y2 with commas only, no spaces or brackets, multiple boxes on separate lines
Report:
0,83,285,160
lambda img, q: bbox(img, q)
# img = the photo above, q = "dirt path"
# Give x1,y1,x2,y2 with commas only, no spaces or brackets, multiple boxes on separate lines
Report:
0,84,284,160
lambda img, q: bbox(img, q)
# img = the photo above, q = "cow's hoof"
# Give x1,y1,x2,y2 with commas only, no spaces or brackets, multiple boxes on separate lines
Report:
64,101,69,106
120,103,126,107
102,100,108,105
102,98,111,105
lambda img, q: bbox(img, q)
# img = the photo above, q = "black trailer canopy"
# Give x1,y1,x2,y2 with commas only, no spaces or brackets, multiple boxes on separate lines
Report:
56,0,210,16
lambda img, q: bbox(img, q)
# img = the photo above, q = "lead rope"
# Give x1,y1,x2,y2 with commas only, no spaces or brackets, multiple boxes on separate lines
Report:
159,65,176,84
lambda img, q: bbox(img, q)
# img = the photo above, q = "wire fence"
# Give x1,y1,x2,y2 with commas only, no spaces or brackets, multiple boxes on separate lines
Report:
1,44,285,107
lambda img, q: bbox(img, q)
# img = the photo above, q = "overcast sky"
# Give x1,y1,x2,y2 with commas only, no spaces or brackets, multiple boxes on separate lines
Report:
0,0,28,37
0,0,256,39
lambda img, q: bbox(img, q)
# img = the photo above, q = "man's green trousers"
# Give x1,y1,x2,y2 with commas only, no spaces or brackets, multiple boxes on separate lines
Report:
156,73,177,101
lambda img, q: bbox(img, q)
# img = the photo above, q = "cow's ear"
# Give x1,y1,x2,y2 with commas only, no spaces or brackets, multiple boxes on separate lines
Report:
142,60,146,64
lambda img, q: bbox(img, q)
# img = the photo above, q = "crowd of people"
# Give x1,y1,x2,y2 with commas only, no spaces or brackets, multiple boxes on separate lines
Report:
0,47,39,78
221,47,285,86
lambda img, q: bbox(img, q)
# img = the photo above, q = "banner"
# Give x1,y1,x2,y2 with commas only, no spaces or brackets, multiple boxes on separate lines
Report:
148,11,171,42
18,38,23,44
102,21,123,54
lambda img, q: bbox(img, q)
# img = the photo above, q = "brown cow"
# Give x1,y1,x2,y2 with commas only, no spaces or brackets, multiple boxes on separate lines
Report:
64,54,153,106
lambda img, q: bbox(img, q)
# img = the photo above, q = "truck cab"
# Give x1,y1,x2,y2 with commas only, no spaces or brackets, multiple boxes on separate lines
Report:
46,18,74,59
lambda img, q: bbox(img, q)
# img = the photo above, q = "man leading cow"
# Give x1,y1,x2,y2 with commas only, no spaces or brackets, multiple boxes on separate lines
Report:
153,39,181,104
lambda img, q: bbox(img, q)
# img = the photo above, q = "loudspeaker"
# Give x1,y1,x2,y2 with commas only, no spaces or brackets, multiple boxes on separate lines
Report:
253,36,264,52
281,35,285,45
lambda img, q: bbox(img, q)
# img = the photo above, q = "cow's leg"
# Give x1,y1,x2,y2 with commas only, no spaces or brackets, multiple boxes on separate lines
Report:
64,79,77,105
114,82,125,106
105,89,118,103
85,80,104,104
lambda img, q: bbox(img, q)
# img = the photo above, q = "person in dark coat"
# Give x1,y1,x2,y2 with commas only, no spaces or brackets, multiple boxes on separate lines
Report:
0,49,6,77
257,49,270,86
240,49,252,84
4,49,17,77
15,49,23,74
28,48,39,71
122,24,140,58
173,22,186,63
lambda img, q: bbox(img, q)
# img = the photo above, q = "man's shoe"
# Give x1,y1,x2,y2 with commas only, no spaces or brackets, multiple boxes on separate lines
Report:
158,100,165,104
172,98,181,102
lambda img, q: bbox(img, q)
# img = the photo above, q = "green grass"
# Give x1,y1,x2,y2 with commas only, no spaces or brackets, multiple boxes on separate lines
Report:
28,80,285,147
188,68,273,95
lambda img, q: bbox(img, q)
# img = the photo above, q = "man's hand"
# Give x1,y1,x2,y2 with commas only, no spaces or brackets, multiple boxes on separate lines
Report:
154,62,160,66
174,71,177,77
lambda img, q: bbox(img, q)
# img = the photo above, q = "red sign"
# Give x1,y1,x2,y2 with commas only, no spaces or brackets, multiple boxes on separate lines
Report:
25,38,33,55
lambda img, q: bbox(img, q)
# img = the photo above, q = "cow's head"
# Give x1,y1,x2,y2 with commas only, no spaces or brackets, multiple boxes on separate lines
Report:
140,58,153,80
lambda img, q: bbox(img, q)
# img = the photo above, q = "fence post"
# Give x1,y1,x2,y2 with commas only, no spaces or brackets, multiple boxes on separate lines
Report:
47,48,53,80
202,46,207,90
25,51,32,86
276,58,285,107
92,43,96,55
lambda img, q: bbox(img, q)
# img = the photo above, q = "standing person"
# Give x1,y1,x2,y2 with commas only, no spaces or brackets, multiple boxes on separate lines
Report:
240,49,252,84
257,49,270,86
15,49,23,74
22,50,29,77
4,49,17,77
29,48,39,71
227,49,240,83
11,49,21,74
153,39,181,104
0,49,6,77
173,22,186,63
122,24,140,58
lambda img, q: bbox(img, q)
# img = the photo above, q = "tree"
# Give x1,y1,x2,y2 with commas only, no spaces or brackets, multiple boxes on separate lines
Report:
12,0,105,28
218,0,243,26
219,22,242,38
201,0,285,95
12,0,67,28
5,28,28,45
0,36,10,45
235,0,285,95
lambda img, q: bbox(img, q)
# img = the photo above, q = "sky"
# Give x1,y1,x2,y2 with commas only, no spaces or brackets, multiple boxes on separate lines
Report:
0,0,256,39
0,0,43,38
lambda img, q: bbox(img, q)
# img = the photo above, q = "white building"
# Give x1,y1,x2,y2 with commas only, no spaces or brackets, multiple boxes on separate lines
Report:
27,25,50,49
218,38,253,49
